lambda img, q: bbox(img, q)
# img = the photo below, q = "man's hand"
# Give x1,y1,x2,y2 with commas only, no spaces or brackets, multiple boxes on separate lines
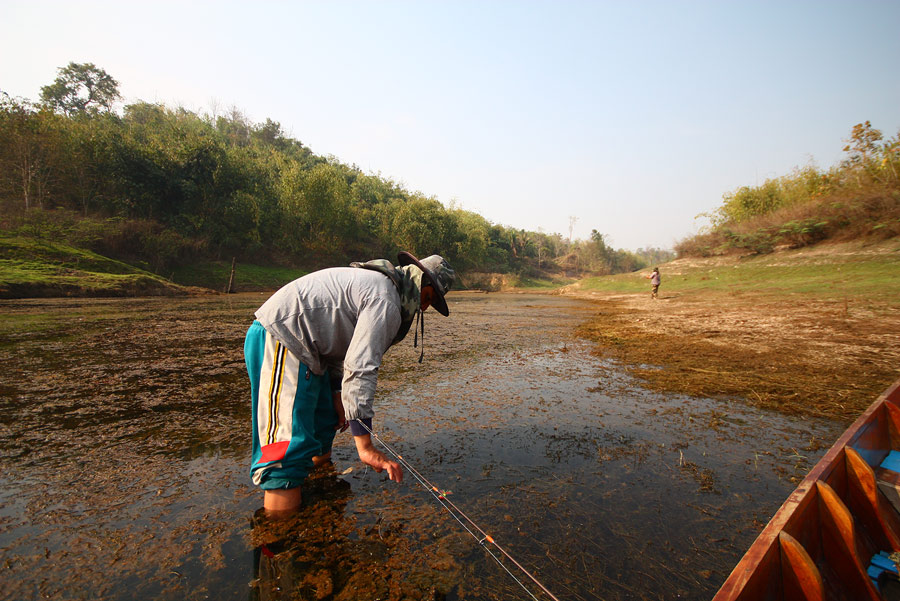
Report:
354,434,403,483
332,391,348,432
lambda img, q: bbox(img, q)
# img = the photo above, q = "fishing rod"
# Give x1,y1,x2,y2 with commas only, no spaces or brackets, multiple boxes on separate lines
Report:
355,419,562,601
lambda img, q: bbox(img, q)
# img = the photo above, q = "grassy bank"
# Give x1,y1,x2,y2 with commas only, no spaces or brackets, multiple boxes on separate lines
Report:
574,239,900,302
0,234,190,298
170,261,307,292
0,231,566,299
0,224,313,298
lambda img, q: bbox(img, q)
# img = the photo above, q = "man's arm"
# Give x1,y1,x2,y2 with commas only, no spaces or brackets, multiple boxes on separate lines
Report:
340,298,403,480
340,298,400,423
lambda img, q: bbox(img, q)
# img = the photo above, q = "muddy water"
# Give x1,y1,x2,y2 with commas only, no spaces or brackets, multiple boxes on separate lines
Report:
0,292,842,600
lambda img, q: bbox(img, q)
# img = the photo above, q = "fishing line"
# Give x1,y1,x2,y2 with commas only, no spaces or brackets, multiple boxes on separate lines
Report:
355,419,561,601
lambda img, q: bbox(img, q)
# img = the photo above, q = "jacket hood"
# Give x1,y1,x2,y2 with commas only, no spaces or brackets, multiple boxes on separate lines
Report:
350,258,424,346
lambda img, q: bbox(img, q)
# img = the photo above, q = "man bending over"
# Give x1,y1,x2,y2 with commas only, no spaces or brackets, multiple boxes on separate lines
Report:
244,252,455,514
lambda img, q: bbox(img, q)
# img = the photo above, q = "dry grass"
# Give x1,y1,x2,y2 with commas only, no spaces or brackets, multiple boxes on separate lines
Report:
573,288,900,423
676,184,900,257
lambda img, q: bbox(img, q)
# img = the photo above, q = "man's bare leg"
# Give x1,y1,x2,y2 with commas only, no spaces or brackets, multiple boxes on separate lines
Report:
264,488,302,514
312,451,332,468
263,451,332,515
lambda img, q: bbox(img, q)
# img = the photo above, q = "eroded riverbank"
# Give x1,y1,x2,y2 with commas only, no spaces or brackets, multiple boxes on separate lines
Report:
0,292,843,600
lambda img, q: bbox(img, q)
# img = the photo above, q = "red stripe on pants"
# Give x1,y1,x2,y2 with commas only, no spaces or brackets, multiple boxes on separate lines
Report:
260,440,290,463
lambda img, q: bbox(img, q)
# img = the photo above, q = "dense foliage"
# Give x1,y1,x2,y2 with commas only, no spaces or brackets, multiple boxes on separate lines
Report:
1,63,664,284
678,121,900,256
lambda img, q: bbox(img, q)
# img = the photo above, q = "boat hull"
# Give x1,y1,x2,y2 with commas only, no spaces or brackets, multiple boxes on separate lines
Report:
714,377,900,600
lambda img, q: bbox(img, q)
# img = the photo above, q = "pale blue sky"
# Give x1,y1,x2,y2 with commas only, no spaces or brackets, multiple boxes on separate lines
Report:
2,1,899,250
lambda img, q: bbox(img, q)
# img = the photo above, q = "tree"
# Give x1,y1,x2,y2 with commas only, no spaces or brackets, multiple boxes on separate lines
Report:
251,118,289,150
843,121,883,165
278,162,353,255
585,230,612,273
384,195,456,259
448,208,491,269
40,62,120,116
0,96,65,209
216,106,251,147
66,114,118,215
842,121,884,185
883,130,900,183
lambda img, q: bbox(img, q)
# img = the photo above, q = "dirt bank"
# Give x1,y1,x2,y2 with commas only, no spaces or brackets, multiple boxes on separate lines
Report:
567,287,900,423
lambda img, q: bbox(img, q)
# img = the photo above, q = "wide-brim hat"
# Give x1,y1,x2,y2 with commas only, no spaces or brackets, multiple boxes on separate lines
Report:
397,252,454,316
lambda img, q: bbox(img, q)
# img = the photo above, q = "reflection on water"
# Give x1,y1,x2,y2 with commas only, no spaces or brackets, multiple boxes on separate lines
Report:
0,293,842,600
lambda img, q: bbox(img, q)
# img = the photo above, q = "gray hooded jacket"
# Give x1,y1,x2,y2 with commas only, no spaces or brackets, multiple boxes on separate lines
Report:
253,263,423,424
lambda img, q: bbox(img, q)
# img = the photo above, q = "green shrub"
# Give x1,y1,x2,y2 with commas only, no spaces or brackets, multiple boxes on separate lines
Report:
776,219,830,247
722,229,775,255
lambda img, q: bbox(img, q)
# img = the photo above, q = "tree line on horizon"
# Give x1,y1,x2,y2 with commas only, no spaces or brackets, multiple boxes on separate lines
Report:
0,62,668,280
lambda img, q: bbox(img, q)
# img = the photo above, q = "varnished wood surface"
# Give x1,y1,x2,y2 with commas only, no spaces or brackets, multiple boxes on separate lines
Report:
713,378,900,600
779,531,824,601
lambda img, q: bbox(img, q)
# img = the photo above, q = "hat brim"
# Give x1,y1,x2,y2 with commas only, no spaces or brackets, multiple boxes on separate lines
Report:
397,251,449,316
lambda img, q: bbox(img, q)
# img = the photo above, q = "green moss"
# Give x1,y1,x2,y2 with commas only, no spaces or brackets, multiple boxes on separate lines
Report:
170,261,306,291
0,234,183,297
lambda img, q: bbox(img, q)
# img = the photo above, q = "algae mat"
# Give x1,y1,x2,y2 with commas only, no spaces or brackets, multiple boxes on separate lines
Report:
0,292,842,600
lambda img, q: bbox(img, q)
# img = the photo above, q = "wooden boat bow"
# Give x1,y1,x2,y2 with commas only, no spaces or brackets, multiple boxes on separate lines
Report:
714,378,900,600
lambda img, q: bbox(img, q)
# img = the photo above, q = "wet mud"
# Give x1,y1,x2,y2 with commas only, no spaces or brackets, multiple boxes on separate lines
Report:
0,292,843,600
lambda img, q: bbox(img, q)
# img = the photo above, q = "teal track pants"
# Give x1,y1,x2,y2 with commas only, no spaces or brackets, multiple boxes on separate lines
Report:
245,320,337,490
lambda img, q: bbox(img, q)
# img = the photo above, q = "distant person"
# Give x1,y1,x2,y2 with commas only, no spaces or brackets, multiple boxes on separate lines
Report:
646,267,660,299
244,252,455,515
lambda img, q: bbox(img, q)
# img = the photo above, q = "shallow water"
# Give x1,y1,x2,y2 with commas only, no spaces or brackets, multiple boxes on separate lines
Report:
0,292,843,600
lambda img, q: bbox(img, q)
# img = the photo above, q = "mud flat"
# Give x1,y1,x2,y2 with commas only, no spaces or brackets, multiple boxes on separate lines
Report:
0,292,843,600
569,256,900,422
